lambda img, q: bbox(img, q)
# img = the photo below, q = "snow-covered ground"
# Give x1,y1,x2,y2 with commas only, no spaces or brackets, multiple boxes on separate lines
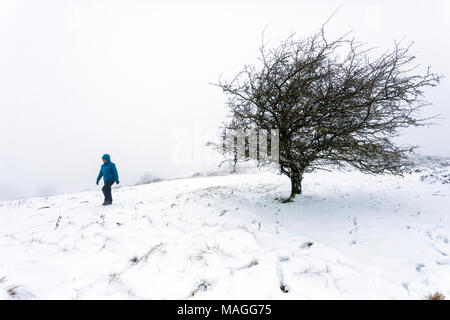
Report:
1,158,450,299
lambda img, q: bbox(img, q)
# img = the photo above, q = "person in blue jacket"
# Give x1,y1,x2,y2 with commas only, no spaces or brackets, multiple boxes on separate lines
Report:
96,154,119,205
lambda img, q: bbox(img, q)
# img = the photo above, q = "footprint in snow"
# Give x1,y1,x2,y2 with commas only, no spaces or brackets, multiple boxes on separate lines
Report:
401,282,410,295
416,264,425,272
433,247,448,257
348,217,359,244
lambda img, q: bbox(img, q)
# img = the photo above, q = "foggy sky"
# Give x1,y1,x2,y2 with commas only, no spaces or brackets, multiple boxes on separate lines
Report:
1,0,449,200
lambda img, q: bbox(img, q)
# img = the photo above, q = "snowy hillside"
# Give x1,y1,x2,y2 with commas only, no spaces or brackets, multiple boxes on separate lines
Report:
1,159,450,299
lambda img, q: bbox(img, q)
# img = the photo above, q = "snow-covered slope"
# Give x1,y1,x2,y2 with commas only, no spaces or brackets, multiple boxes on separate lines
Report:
1,162,450,299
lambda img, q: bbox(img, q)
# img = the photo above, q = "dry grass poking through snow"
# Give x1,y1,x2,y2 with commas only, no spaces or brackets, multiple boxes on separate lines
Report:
426,292,445,300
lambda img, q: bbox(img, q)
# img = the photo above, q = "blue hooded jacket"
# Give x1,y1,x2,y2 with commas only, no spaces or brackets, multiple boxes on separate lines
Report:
97,154,119,183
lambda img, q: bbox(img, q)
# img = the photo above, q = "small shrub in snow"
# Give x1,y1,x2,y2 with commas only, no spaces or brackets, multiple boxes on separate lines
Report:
191,280,212,297
109,272,120,283
130,256,139,264
7,286,20,297
280,283,289,293
300,241,314,249
130,243,164,265
427,292,445,300
248,259,258,268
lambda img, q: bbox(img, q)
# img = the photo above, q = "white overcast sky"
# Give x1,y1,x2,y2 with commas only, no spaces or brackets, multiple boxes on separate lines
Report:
0,0,449,200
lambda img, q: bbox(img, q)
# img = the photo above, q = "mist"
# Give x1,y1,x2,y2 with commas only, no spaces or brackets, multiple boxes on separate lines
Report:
1,0,449,201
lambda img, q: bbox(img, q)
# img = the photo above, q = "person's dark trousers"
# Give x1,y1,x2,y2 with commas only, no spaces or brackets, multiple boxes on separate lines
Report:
102,180,115,202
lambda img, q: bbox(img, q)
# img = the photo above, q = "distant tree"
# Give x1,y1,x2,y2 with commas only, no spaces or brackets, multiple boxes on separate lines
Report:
214,27,442,201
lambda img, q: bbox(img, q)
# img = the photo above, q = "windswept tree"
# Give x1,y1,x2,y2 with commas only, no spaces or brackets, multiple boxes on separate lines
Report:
215,28,441,201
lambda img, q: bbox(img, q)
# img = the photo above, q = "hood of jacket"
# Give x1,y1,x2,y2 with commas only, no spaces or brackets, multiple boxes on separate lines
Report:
102,154,111,163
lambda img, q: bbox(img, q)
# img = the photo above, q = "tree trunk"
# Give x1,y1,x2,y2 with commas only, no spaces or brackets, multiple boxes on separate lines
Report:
289,169,303,200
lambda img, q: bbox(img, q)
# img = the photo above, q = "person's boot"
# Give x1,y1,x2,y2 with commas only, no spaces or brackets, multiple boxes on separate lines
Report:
102,201,112,205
